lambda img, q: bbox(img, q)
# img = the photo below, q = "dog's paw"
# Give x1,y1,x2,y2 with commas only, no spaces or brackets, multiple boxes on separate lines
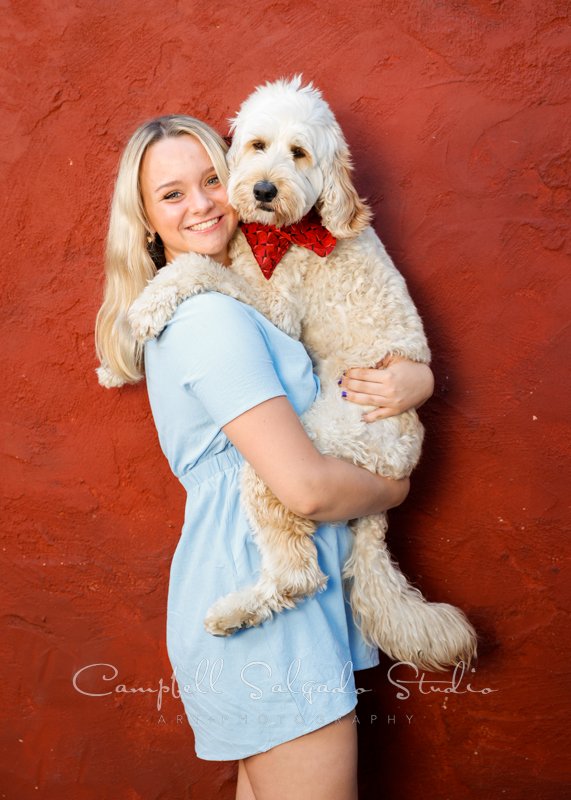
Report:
96,362,127,388
203,614,244,637
204,594,264,636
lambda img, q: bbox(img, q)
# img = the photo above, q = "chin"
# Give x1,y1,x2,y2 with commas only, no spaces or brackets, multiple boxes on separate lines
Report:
240,204,315,229
245,207,279,225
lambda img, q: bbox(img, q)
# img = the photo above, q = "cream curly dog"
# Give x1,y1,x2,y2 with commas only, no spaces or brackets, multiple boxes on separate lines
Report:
129,77,477,670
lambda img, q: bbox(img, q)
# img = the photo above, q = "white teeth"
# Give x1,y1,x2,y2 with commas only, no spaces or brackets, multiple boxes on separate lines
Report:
187,217,221,232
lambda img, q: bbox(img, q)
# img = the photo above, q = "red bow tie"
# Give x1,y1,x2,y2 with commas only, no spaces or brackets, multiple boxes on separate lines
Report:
240,209,337,279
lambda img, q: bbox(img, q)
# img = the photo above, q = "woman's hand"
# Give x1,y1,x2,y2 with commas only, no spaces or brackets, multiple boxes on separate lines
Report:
339,355,434,422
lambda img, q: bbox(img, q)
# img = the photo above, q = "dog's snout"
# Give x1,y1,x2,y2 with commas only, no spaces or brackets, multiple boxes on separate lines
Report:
253,181,278,202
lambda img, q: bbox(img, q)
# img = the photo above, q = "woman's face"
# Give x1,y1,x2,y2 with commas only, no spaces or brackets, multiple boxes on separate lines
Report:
140,135,239,266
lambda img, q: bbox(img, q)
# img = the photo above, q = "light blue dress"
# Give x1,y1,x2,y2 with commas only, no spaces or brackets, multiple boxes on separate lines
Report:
144,292,379,761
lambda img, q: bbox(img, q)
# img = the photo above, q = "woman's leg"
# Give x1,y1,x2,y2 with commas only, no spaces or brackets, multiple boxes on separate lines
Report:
241,710,358,800
236,758,257,800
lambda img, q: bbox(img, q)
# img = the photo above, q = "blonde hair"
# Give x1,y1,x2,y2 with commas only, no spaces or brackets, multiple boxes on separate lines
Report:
95,115,229,387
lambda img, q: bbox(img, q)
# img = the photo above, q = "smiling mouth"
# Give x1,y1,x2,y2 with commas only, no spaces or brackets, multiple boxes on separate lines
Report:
187,216,222,232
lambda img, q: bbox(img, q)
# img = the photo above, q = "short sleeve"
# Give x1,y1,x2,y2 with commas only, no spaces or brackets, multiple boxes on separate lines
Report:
159,293,287,428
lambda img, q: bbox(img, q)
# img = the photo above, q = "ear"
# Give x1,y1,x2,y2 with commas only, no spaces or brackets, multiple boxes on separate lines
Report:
226,132,241,171
316,128,372,239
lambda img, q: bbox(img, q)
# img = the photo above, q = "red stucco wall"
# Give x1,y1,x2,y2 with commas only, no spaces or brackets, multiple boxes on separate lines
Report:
2,1,569,798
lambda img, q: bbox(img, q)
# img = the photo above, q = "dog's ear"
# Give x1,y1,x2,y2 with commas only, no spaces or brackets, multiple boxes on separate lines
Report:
317,131,372,239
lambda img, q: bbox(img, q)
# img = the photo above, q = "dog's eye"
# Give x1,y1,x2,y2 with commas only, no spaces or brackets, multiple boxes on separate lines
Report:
252,141,266,151
291,147,306,159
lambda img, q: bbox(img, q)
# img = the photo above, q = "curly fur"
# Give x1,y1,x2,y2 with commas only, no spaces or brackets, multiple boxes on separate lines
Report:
127,77,477,671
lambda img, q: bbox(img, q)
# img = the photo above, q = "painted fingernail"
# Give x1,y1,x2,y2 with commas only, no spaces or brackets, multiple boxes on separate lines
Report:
337,379,342,385
341,391,347,398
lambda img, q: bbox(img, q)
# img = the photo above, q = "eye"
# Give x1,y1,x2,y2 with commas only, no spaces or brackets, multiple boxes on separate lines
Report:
252,141,266,151
291,147,306,160
163,190,182,200
206,175,220,186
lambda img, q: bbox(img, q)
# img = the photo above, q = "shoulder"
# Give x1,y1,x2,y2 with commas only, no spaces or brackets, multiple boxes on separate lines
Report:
152,293,267,365
167,292,258,333
174,290,250,317
145,290,288,424
143,292,258,375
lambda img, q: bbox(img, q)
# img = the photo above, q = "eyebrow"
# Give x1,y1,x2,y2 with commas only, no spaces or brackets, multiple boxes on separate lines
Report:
154,168,218,194
154,180,179,193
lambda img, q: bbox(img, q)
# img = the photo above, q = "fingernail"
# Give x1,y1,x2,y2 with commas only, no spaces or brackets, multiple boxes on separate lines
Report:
337,379,342,385
341,391,347,398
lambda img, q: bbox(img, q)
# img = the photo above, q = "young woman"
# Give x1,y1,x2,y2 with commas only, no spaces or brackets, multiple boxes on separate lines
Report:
96,115,434,800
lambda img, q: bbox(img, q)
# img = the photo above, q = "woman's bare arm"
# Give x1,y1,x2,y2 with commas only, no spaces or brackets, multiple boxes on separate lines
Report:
223,396,409,522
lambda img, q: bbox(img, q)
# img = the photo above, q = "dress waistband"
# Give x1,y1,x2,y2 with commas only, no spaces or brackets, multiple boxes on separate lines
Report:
178,445,244,490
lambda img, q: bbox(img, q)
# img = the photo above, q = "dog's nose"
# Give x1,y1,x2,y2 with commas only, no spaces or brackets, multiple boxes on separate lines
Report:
253,181,278,202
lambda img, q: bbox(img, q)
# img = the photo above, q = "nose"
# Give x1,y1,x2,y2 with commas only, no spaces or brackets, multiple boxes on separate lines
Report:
188,187,214,215
253,181,278,202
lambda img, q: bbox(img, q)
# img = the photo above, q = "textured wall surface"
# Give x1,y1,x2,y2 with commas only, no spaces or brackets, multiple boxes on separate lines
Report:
2,1,569,798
